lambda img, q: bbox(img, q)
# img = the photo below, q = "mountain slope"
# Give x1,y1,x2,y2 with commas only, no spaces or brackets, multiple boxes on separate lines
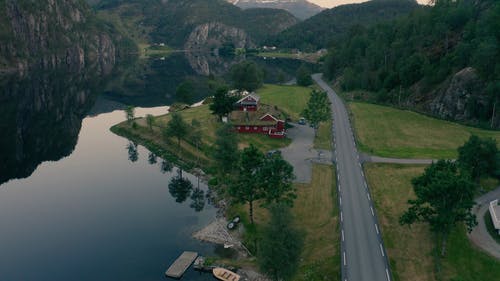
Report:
227,0,323,20
324,0,500,128
270,0,420,51
91,0,299,48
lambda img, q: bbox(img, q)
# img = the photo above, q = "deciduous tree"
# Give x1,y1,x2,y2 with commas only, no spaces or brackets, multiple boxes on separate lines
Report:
229,145,265,224
259,204,303,281
302,90,331,136
400,160,477,256
146,114,155,132
209,86,238,121
125,105,135,125
260,154,296,207
164,112,189,147
230,61,264,91
458,135,498,182
213,123,239,176
296,64,313,86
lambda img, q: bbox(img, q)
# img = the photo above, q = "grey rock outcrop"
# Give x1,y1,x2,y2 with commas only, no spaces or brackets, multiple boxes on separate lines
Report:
185,22,256,51
427,67,498,127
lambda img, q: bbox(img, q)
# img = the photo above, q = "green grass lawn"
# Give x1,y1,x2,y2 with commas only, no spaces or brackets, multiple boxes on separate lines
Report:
314,118,332,150
258,84,312,121
257,52,297,59
365,163,500,281
293,164,339,281
138,43,173,58
350,103,500,159
114,104,292,168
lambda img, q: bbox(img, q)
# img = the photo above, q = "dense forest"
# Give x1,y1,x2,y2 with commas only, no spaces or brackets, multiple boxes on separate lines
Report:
324,0,500,128
89,0,298,47
269,0,420,51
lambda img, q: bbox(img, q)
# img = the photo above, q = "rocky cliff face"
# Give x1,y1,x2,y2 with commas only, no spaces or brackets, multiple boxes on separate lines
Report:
185,22,255,51
425,67,497,127
0,0,115,73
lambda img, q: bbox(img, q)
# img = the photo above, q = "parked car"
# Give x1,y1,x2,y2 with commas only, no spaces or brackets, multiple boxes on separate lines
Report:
298,117,306,125
266,150,281,157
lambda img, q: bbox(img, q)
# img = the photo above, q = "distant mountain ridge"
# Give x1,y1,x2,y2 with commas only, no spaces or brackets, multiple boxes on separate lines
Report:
226,0,323,20
89,0,299,48
270,0,420,51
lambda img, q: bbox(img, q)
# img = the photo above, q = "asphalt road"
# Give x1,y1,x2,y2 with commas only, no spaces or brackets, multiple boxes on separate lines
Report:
313,74,392,281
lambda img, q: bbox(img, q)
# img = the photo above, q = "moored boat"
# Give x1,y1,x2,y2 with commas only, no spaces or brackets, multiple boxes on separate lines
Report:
212,267,240,281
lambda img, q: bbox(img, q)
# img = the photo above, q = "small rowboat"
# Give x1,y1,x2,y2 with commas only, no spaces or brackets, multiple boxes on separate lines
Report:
212,267,240,281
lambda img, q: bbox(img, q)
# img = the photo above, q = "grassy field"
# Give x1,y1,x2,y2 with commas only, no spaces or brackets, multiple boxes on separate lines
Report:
258,84,312,121
138,43,173,58
365,163,500,281
293,164,339,281
111,83,311,170
227,164,340,281
113,104,292,171
314,118,332,150
350,103,500,159
257,52,297,59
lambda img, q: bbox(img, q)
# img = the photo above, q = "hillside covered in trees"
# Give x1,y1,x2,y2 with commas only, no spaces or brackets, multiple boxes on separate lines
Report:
324,0,500,128
269,0,420,51
0,0,131,72
89,0,299,48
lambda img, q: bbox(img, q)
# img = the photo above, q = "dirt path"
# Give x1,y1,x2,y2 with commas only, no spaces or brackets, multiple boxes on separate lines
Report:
359,153,436,165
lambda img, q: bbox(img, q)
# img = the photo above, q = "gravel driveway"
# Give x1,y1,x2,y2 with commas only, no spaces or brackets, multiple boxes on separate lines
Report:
280,123,332,184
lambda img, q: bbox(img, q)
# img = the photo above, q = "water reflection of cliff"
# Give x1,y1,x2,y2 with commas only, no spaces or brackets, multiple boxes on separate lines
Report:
0,68,103,185
101,54,211,107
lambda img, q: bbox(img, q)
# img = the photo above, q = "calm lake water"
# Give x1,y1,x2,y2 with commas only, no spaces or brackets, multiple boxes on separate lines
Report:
0,53,311,281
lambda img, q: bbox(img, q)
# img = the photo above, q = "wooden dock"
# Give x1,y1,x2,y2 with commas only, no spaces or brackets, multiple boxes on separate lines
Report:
165,251,198,278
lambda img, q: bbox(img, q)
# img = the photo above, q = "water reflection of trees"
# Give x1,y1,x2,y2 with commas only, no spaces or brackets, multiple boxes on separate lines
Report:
160,160,174,173
168,169,193,203
190,188,205,212
127,142,139,162
167,169,206,212
148,152,157,164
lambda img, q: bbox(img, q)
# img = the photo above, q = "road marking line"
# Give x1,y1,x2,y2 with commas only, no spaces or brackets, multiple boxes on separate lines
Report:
358,162,362,168
341,212,343,222
371,207,375,216
343,251,347,266
386,268,391,281
375,224,379,234
339,196,342,206
342,230,345,241
380,244,385,257
367,193,371,201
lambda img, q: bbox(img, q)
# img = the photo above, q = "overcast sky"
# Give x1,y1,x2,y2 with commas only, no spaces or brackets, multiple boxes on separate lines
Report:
309,0,429,8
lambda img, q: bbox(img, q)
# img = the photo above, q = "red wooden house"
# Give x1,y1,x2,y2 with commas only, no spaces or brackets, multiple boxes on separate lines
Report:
235,94,260,112
231,104,286,138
